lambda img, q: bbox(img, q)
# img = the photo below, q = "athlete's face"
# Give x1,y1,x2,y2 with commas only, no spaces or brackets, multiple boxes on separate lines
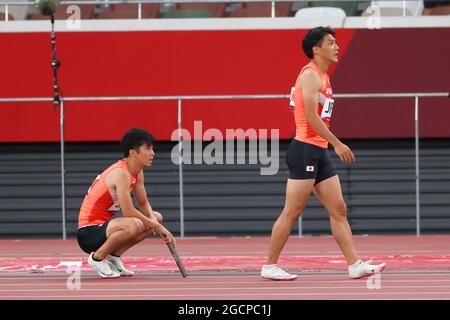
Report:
316,34,339,63
136,143,155,167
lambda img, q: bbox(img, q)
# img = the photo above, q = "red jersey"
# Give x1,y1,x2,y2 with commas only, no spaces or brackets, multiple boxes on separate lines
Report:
78,160,137,228
290,61,334,149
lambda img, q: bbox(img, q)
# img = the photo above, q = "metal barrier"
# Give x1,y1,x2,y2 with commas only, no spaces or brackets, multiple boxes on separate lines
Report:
0,92,448,238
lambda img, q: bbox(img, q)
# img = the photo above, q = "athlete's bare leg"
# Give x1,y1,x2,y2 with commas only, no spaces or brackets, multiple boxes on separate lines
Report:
102,212,165,257
110,229,152,257
111,212,164,256
266,178,315,264
313,175,359,265
92,217,145,260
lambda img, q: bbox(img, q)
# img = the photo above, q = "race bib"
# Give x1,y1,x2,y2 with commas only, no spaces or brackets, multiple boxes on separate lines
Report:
289,87,295,109
108,201,121,212
320,97,334,119
107,188,120,212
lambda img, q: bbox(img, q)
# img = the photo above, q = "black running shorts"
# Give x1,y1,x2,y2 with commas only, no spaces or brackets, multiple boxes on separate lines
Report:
286,139,337,185
77,222,110,254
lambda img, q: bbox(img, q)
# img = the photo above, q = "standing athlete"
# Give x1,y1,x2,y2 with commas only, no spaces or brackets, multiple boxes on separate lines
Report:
261,27,386,281
77,128,175,278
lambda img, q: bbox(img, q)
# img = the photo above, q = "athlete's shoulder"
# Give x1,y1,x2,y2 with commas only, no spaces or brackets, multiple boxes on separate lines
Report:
105,165,131,187
110,166,130,179
301,67,319,77
299,68,322,89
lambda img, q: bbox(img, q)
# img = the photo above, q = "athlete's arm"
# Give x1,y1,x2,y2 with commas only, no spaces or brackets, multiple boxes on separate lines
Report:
134,171,163,223
106,168,174,243
300,69,355,164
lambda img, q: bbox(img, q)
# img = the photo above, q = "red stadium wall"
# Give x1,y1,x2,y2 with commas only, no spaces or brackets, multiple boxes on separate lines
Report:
0,28,448,142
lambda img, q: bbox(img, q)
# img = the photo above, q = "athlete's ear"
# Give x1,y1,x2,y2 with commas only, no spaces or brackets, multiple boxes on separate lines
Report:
129,148,138,158
312,45,321,56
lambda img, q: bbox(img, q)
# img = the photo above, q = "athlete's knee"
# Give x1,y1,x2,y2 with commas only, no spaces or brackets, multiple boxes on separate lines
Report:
126,218,145,235
329,202,347,220
281,204,305,221
153,211,163,223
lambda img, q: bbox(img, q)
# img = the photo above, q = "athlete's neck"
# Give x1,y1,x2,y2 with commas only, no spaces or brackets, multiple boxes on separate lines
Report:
311,57,332,75
122,158,142,176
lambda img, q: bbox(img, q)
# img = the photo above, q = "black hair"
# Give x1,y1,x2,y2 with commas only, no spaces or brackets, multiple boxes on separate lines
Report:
120,127,155,157
302,26,336,59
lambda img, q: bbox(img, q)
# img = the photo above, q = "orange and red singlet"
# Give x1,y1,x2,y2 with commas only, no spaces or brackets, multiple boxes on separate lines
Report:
290,61,334,149
78,160,137,228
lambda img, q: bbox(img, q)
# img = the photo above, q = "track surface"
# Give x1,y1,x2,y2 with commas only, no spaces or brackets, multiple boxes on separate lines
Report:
1,235,449,300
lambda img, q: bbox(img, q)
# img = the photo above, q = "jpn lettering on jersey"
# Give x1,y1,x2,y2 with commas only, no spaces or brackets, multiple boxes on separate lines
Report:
318,92,334,119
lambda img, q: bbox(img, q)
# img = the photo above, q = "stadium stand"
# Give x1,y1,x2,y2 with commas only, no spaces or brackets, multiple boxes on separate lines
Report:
29,4,96,20
229,1,293,17
96,4,160,19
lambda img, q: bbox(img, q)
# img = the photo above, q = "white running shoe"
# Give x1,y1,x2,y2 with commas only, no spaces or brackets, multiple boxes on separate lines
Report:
88,252,121,278
106,254,135,277
261,265,298,281
348,259,386,279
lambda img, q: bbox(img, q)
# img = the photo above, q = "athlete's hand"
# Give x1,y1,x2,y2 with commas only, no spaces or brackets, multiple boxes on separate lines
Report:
147,217,160,235
156,225,175,245
333,142,356,164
